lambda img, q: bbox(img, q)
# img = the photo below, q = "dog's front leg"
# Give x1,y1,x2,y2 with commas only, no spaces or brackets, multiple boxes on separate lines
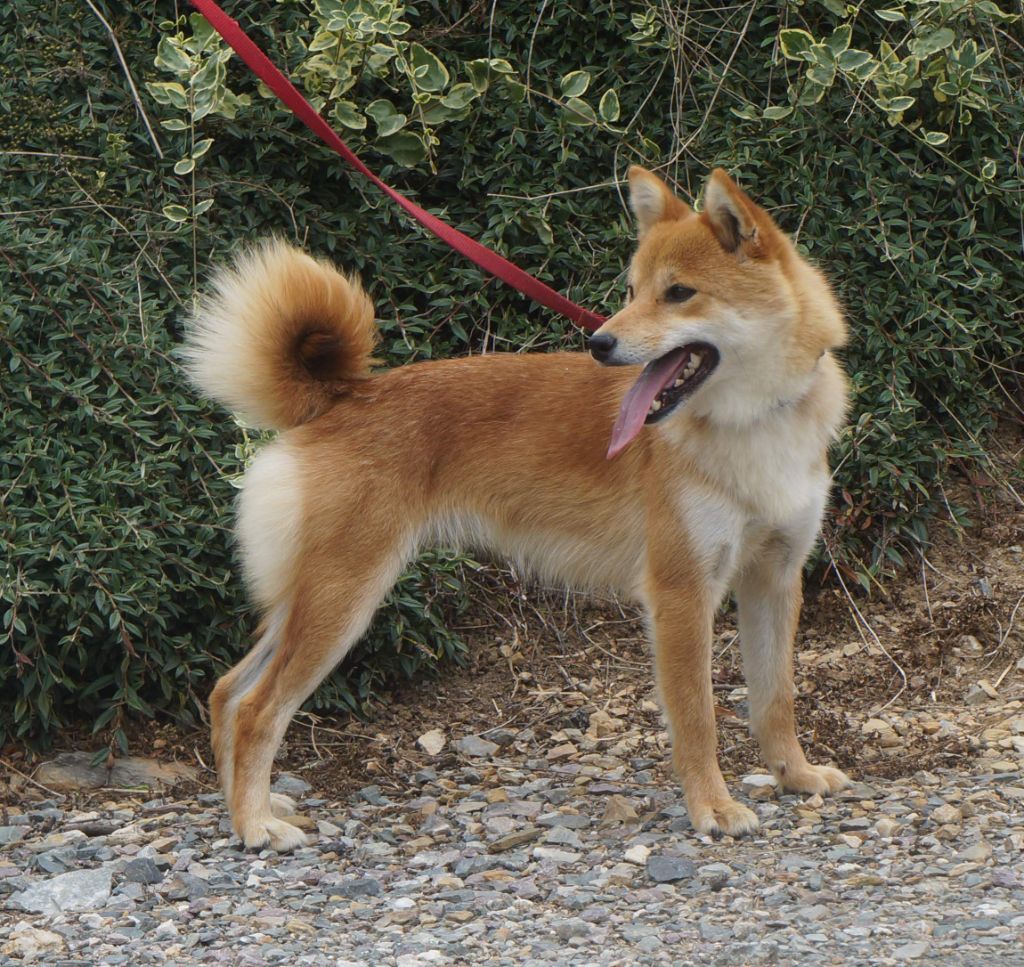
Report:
734,543,850,796
647,575,759,838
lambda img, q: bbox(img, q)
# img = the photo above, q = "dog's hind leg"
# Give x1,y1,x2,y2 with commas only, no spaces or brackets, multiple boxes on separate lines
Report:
735,537,850,796
215,538,413,852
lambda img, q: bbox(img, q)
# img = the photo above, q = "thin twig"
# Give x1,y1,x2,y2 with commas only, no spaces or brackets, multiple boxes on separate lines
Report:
824,544,908,712
84,0,164,158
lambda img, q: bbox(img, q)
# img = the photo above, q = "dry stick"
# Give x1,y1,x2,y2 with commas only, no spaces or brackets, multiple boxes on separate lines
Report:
84,0,164,159
2,759,66,799
998,592,1024,653
824,544,908,713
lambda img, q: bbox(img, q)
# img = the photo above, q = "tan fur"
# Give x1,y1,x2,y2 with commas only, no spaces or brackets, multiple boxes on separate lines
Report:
190,169,852,850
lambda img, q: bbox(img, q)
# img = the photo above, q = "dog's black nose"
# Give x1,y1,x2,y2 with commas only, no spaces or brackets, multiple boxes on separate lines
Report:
589,332,617,363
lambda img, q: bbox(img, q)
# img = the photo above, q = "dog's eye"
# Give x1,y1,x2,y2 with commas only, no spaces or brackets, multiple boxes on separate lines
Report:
664,284,695,303
626,284,634,302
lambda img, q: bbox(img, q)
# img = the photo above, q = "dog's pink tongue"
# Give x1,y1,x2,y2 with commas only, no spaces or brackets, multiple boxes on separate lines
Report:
606,349,687,459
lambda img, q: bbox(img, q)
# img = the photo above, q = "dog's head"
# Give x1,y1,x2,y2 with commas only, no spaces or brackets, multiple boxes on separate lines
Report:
595,167,846,456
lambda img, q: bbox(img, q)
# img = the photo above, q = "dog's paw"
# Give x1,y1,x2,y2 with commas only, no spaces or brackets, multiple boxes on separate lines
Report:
777,762,850,796
689,798,759,839
269,793,297,818
240,816,310,853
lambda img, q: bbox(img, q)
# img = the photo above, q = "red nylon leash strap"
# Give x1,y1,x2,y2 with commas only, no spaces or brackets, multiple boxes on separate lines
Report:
188,0,606,331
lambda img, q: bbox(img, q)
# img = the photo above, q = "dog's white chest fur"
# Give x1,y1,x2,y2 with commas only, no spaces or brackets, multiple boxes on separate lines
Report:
670,404,835,598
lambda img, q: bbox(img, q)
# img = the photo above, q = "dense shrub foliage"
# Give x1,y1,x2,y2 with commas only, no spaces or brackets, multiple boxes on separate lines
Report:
2,0,1021,745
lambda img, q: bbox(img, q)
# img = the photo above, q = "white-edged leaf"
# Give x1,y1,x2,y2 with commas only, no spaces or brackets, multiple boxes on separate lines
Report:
376,113,407,137
599,88,620,122
333,101,367,130
560,70,591,97
162,204,189,223
778,29,815,61
173,158,195,175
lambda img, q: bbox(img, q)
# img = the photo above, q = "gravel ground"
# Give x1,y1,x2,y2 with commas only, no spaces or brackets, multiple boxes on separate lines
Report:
3,499,1022,964
3,704,1023,966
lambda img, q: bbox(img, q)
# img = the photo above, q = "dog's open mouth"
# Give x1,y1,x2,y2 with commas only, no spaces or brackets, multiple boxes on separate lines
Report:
607,342,720,459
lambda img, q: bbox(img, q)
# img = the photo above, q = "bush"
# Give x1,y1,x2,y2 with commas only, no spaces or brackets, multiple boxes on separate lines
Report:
2,0,1021,746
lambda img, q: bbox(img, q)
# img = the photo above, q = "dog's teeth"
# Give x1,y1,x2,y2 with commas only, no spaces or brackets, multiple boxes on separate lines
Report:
673,377,684,387
650,400,662,412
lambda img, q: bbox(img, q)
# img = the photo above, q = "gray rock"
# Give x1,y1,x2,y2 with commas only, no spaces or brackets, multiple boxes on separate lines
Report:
453,736,500,758
122,858,163,885
11,866,113,914
892,940,930,959
271,773,312,796
646,855,695,883
335,876,382,898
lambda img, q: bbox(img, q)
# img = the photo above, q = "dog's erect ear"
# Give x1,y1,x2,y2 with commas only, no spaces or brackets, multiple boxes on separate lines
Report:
703,169,772,257
628,166,692,237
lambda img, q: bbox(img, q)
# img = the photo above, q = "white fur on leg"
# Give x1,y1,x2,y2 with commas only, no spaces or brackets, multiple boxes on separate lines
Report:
269,793,297,818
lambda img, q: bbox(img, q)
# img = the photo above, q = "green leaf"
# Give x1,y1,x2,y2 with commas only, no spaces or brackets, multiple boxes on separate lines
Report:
376,113,407,137
598,88,620,122
308,28,339,52
911,27,956,59
922,130,949,145
365,98,398,122
762,105,794,120
379,131,427,166
146,81,187,110
886,95,915,112
562,96,596,125
826,25,852,56
875,8,906,22
160,118,188,131
730,104,760,120
778,29,815,61
193,198,215,215
408,43,449,93
191,138,213,159
980,158,997,179
173,158,195,175
560,70,591,97
441,83,477,110
333,100,367,130
155,37,191,74
162,204,189,222
838,49,872,71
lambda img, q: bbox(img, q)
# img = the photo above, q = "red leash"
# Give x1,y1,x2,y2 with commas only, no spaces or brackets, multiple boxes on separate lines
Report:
187,0,605,331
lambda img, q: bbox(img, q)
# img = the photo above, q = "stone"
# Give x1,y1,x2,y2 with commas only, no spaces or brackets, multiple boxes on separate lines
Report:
488,828,542,852
623,844,651,866
271,773,312,796
600,795,638,825
11,866,113,914
335,876,382,898
1,924,65,961
34,753,197,792
122,857,164,885
646,855,695,883
417,729,446,756
932,804,963,825
892,941,930,960
453,735,500,758
586,710,624,738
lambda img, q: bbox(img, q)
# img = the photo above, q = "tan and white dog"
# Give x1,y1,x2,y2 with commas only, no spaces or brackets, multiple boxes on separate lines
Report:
186,167,851,851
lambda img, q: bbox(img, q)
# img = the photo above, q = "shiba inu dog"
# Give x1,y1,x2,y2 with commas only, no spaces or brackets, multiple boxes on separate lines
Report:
186,167,851,851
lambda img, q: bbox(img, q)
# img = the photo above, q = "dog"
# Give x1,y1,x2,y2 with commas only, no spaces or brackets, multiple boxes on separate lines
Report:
185,166,851,851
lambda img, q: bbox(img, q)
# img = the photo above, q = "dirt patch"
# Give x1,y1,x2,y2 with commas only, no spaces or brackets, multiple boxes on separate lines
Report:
4,481,1022,813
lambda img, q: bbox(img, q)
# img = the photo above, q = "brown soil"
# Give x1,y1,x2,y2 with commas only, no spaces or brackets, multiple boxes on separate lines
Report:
5,474,1022,812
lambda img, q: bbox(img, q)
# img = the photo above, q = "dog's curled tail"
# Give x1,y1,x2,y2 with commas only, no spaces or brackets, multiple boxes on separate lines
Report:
184,240,377,429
